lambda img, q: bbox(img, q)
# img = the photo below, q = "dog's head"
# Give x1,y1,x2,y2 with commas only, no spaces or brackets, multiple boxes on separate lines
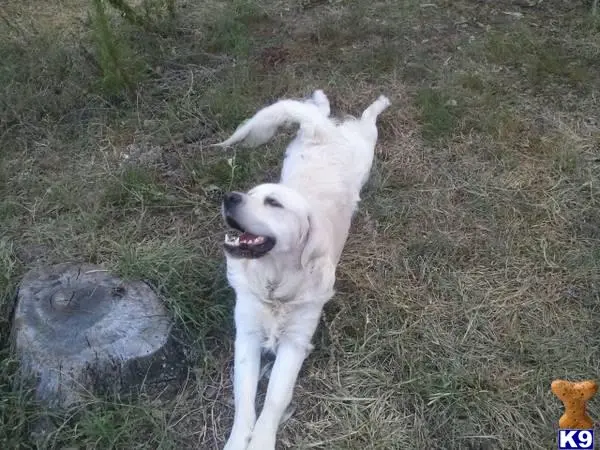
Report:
221,183,325,265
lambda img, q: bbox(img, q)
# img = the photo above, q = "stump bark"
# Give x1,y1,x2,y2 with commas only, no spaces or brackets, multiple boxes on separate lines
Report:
12,263,190,408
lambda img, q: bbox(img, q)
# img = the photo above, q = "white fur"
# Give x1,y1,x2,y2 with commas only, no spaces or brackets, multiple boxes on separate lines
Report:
216,90,390,450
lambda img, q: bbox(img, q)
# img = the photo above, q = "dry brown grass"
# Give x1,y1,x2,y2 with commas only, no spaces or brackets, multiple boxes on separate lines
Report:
1,0,600,449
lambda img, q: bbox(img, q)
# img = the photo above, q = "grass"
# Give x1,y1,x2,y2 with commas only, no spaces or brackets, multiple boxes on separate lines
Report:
415,88,462,143
1,0,600,448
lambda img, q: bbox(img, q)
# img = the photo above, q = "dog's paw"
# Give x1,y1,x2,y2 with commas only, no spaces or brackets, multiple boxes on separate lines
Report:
223,425,253,450
310,89,330,117
377,95,391,108
246,433,276,450
246,418,277,450
223,434,250,450
312,89,328,105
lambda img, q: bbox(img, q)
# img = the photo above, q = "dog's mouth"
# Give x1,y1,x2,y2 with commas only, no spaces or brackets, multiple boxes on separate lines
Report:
223,217,276,259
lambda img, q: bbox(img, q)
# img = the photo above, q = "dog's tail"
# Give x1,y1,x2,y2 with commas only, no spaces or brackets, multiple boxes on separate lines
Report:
212,90,334,148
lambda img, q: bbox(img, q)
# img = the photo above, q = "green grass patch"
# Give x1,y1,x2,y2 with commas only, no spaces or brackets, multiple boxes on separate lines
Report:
205,68,263,130
204,0,269,56
0,37,96,135
415,88,462,143
484,29,593,88
0,240,19,342
115,240,230,337
90,0,147,95
102,166,169,209
0,355,39,449
190,148,282,193
69,402,174,449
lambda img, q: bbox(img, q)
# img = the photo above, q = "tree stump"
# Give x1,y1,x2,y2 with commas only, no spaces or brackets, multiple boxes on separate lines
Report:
11,263,191,409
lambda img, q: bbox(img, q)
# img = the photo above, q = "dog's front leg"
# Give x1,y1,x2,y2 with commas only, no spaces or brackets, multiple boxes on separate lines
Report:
247,339,308,450
224,325,262,450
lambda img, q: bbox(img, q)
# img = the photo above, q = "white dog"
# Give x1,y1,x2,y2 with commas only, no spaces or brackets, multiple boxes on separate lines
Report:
214,90,390,450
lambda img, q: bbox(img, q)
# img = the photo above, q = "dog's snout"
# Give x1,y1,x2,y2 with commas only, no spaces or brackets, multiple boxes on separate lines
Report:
223,192,243,210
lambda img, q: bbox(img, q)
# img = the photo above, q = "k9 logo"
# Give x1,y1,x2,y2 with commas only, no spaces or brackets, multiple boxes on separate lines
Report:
558,429,595,450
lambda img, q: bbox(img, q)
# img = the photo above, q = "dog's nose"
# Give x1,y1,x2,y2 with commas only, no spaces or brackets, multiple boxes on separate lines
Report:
223,192,243,209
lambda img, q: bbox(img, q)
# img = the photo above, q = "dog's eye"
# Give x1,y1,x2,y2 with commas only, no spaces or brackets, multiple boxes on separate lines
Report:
264,197,283,208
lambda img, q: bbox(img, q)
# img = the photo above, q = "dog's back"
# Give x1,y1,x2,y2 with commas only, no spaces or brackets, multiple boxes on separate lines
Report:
280,94,391,213
279,94,390,266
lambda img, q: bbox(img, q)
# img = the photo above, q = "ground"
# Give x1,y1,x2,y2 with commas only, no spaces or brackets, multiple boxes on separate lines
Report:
1,0,599,449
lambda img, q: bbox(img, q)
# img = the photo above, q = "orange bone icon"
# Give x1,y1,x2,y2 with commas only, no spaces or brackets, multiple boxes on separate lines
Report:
551,379,598,429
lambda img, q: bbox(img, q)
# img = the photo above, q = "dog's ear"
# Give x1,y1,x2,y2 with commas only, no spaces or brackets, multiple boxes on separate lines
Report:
300,214,329,268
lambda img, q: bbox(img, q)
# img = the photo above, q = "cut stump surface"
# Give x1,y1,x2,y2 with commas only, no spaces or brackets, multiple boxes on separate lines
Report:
12,263,189,408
